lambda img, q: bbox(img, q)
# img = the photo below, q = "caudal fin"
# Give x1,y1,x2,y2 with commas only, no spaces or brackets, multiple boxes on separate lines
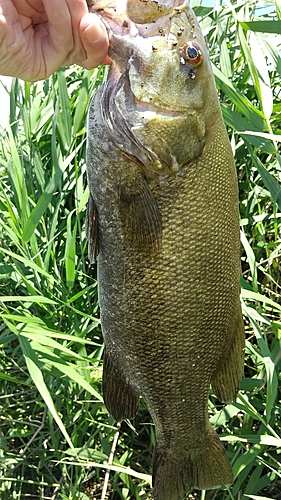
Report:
152,425,233,500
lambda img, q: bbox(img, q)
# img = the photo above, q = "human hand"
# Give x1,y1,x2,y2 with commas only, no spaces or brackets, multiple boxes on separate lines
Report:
0,0,109,81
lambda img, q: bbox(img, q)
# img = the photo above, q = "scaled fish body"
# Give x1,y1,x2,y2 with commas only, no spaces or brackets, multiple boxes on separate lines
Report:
86,1,245,498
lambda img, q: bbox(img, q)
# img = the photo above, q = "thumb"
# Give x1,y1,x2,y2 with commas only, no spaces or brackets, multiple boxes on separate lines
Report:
79,13,109,69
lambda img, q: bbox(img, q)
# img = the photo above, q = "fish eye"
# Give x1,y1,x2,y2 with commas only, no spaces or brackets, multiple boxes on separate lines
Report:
182,42,203,66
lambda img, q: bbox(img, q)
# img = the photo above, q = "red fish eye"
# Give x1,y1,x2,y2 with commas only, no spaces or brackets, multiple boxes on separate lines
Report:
182,42,203,66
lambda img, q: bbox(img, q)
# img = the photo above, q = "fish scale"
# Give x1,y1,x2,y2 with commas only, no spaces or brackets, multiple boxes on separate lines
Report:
86,0,245,498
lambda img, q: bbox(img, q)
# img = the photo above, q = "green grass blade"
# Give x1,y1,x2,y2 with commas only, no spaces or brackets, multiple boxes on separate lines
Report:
239,304,278,422
249,32,273,120
246,145,281,210
238,25,263,116
21,143,84,243
56,69,72,150
240,230,258,291
275,0,281,18
61,458,152,483
241,287,281,312
239,20,281,33
0,248,54,280
18,334,75,451
65,211,77,288
0,295,57,304
244,496,276,500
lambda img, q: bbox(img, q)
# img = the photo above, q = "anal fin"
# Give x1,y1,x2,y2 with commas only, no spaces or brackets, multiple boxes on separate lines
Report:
211,308,245,403
102,348,139,422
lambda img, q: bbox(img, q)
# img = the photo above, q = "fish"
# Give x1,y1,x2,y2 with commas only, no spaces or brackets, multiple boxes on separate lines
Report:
86,1,245,498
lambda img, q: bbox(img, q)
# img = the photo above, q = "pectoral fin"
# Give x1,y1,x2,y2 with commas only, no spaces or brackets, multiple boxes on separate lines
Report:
86,193,99,264
119,174,162,253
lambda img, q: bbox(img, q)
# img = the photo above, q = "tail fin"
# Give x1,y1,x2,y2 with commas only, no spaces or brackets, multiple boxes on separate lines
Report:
152,425,233,500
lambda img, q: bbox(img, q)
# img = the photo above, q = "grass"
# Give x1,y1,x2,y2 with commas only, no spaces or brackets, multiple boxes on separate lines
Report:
0,0,281,498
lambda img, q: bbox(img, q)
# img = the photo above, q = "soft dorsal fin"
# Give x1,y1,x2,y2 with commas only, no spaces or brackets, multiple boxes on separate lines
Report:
86,193,99,264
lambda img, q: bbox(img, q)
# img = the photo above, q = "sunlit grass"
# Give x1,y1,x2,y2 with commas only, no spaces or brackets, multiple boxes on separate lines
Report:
0,0,280,498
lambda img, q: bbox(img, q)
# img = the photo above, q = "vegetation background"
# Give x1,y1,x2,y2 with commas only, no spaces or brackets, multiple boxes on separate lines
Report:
0,0,280,499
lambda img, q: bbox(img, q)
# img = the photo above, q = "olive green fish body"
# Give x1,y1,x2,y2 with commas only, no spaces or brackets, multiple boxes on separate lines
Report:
87,1,245,497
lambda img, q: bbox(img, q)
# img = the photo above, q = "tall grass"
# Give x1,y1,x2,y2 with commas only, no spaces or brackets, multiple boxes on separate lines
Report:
0,0,281,499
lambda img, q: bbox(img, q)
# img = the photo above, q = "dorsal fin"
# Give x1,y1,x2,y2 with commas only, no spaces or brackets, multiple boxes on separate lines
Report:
86,193,99,264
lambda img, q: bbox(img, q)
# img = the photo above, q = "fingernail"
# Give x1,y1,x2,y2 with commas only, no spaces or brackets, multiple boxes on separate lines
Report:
83,19,105,43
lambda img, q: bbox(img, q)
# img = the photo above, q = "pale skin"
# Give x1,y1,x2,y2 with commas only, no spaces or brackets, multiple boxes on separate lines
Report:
0,0,109,81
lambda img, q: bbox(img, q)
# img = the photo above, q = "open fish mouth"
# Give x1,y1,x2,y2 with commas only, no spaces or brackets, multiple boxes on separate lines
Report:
87,0,197,43
132,92,187,115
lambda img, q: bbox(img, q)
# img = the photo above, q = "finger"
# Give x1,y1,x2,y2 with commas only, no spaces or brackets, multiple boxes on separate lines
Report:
41,0,73,51
62,0,91,63
78,13,109,69
10,0,46,24
36,0,75,76
0,2,33,78
41,0,88,66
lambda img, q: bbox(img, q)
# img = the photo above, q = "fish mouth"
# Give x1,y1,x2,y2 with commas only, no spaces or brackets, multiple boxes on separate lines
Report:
132,94,185,117
88,0,195,42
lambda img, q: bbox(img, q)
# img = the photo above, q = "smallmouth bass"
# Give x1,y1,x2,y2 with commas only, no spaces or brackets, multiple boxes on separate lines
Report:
86,1,245,498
